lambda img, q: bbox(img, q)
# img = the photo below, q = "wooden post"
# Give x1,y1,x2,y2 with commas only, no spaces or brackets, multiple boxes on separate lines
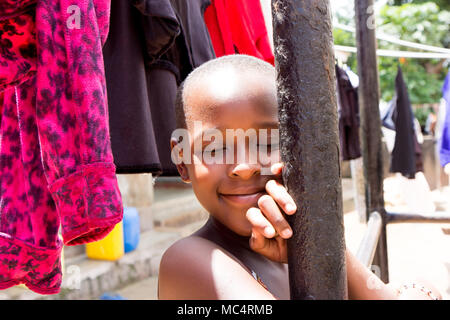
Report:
272,0,348,299
354,0,389,282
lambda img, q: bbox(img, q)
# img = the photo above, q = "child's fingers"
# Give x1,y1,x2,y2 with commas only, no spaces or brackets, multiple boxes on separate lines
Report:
265,180,297,215
249,228,269,252
270,162,284,176
274,236,288,264
250,229,286,263
257,195,293,239
246,207,276,238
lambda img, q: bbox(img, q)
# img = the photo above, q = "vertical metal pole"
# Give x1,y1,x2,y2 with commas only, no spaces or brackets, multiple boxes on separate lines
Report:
272,0,348,299
354,0,389,283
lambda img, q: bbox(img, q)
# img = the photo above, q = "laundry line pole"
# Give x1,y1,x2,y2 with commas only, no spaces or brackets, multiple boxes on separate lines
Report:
271,0,348,299
354,0,389,282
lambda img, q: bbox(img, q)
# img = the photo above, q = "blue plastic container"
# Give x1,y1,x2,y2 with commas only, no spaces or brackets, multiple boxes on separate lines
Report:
123,207,140,253
99,293,127,300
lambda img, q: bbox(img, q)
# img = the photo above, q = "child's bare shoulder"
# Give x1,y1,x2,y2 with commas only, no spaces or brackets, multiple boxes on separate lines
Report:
158,236,233,299
160,235,224,270
158,236,275,299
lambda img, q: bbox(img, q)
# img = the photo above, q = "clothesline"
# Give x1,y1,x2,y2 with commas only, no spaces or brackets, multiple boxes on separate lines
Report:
334,45,450,59
333,22,450,54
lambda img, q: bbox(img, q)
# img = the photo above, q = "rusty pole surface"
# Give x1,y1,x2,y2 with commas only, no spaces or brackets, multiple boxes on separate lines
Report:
271,0,348,299
354,0,389,282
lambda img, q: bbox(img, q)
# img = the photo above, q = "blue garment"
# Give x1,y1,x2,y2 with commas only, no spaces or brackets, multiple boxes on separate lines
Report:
99,293,127,300
440,71,450,167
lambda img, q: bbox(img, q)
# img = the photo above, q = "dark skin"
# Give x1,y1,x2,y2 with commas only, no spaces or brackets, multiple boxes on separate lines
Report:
158,68,441,300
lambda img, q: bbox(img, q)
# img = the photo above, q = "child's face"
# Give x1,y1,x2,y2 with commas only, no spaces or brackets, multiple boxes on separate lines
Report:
172,70,280,236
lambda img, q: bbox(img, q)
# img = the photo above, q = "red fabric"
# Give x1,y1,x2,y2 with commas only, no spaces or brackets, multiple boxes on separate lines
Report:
204,0,274,65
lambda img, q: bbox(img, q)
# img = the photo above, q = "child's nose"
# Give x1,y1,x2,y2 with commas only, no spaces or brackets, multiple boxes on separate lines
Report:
229,162,261,180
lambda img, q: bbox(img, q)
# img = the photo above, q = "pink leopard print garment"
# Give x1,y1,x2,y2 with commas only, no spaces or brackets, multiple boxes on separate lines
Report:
0,0,123,294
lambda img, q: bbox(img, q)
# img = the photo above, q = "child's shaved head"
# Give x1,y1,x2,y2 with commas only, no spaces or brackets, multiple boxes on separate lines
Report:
174,54,277,133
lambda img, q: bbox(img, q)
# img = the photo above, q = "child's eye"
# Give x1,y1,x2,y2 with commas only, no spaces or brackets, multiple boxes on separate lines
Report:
258,144,279,150
205,147,227,153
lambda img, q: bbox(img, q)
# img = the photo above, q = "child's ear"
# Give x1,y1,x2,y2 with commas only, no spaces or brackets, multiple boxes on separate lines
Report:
170,137,191,183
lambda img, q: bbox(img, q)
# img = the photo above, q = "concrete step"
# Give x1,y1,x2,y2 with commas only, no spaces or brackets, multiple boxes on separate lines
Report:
152,192,209,228
111,276,159,300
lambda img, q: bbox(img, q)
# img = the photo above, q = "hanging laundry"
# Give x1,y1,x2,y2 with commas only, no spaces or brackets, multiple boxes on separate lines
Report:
335,65,362,161
380,98,397,130
149,0,216,176
104,0,215,176
387,66,423,179
439,71,450,168
204,0,274,65
103,0,179,175
0,0,123,294
345,65,359,88
0,0,36,19
170,0,216,79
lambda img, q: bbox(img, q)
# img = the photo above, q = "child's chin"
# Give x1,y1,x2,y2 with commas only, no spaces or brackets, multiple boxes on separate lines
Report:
233,222,253,237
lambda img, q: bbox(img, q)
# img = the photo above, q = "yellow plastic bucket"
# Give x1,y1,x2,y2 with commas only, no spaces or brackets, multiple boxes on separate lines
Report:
86,222,124,261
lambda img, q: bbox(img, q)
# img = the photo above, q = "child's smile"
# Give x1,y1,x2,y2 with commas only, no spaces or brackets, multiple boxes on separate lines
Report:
218,189,266,207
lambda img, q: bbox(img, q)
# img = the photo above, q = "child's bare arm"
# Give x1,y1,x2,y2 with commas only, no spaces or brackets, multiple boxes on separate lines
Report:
345,249,397,299
346,249,442,300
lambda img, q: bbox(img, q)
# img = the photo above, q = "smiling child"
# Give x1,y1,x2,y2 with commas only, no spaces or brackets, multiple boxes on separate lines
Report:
157,54,441,300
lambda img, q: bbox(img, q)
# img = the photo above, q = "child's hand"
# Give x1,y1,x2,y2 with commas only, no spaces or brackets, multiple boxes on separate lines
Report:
246,162,297,263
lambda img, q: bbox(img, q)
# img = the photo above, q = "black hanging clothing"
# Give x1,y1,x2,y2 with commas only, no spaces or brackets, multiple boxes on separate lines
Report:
335,65,362,161
103,0,215,176
170,0,216,79
103,0,180,175
144,0,216,176
389,66,423,179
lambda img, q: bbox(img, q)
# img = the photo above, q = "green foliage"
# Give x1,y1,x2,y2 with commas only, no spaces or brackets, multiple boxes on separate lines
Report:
378,2,450,48
376,2,449,104
378,58,445,103
414,106,430,128
389,0,450,12
333,1,450,104
332,28,358,71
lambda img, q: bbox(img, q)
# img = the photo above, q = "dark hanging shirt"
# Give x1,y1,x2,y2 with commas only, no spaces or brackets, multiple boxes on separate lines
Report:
389,66,423,179
103,0,215,176
335,65,362,161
